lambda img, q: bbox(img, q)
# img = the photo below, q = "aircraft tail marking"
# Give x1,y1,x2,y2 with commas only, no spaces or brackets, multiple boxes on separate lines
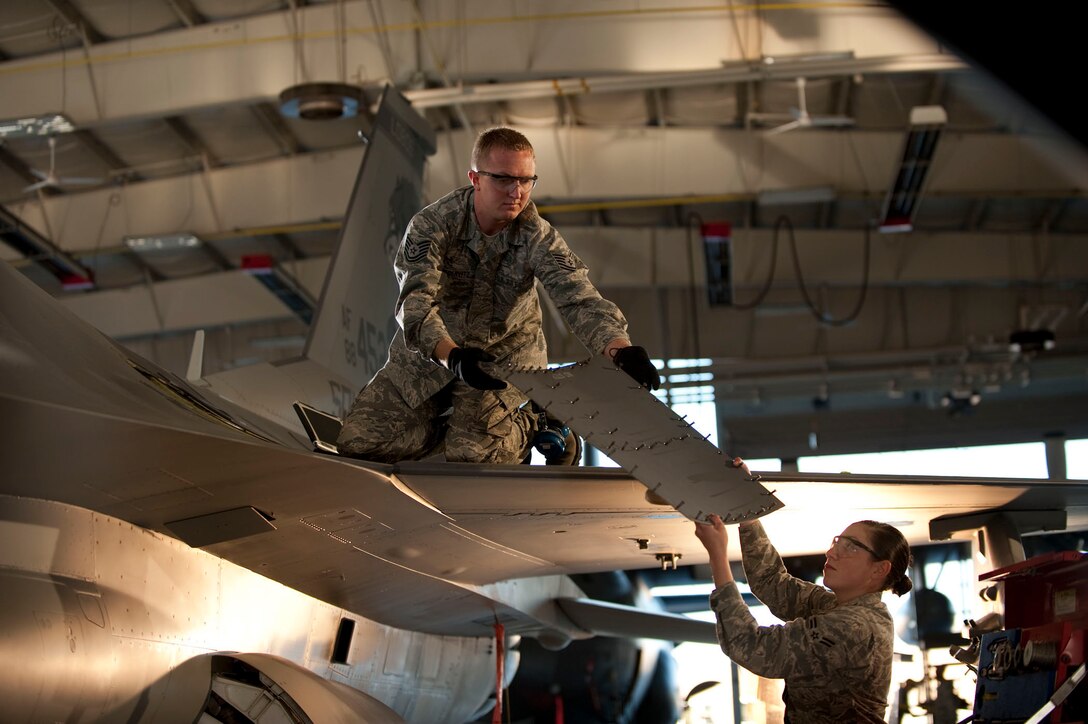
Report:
302,86,436,396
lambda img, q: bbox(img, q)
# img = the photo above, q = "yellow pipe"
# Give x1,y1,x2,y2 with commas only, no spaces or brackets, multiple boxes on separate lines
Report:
537,194,754,214
37,186,1083,266
203,221,342,241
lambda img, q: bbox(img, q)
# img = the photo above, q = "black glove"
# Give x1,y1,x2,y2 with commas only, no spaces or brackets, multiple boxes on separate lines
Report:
612,345,660,390
447,346,507,390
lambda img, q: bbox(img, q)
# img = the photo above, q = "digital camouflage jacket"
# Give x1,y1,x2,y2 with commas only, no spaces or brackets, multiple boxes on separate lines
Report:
384,185,630,408
710,521,893,723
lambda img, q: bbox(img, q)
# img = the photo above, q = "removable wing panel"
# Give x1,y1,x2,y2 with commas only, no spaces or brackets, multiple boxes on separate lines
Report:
502,358,783,523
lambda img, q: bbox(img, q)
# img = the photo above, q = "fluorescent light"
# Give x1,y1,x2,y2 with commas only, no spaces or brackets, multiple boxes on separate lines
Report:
0,114,75,138
878,105,947,233
123,233,201,251
910,105,948,126
1009,329,1056,353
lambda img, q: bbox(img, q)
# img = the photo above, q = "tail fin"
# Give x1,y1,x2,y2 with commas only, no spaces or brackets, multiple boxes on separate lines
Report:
303,86,436,400
200,87,435,430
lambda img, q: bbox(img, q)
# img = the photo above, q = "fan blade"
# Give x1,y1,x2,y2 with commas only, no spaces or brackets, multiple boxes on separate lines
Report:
795,77,809,118
765,119,804,136
23,179,53,193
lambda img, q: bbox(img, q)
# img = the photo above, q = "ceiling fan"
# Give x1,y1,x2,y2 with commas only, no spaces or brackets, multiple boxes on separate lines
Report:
23,136,104,193
751,77,856,136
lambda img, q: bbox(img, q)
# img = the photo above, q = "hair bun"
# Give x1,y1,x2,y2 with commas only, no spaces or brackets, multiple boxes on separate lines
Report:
892,574,913,597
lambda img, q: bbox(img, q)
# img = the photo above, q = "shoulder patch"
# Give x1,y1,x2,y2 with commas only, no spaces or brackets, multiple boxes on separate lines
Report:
551,249,578,272
404,235,433,264
804,617,836,648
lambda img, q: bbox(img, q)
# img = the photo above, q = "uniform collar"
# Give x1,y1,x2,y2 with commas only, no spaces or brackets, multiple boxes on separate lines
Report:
840,591,885,608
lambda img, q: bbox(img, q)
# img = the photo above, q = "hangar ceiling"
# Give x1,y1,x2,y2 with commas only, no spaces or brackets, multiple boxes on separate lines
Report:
1,0,1086,461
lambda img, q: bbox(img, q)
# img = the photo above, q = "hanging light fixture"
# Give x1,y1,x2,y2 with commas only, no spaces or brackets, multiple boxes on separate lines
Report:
0,113,75,138
878,106,947,233
279,82,365,121
1008,329,1056,354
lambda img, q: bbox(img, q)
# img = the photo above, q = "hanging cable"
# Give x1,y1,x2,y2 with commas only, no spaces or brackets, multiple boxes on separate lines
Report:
334,0,346,83
728,214,782,311
724,0,749,64
410,0,474,134
286,1,309,85
366,0,397,79
782,214,872,327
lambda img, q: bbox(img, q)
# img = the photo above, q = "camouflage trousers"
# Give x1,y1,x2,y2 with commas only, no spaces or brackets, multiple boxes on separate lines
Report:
336,366,537,464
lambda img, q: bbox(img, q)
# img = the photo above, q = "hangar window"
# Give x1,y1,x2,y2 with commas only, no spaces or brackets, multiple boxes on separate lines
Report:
798,441,1048,478
1067,438,1088,479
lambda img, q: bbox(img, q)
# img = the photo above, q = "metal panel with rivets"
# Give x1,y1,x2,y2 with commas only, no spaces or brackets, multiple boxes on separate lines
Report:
501,358,784,523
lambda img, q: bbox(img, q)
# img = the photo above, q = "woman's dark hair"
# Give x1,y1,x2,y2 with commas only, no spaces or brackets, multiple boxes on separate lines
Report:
859,520,914,596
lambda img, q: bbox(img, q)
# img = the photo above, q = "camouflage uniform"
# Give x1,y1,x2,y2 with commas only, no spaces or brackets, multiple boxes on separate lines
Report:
337,186,630,463
709,521,893,724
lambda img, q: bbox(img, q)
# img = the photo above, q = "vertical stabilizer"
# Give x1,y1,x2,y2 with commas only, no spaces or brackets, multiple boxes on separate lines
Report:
199,87,436,430
303,86,436,401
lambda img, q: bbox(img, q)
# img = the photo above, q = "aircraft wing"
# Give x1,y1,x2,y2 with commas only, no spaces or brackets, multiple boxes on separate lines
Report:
396,463,1088,566
6,252,1088,647
7,372,1086,639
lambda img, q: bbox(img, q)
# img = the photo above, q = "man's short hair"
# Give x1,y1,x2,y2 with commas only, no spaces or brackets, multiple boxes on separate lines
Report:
472,127,534,169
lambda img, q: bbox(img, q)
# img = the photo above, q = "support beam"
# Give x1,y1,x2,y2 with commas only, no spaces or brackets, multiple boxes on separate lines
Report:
0,2,958,126
251,103,306,155
0,205,92,285
5,125,1087,263
735,82,750,126
164,117,220,167
4,146,363,254
0,145,43,187
833,76,854,118
44,0,106,44
201,239,234,271
966,198,989,231
926,74,947,106
72,129,137,180
1039,198,1069,233
241,256,316,324
273,233,303,259
406,54,964,110
57,262,328,337
124,250,165,282
1045,432,1068,480
645,89,664,127
165,0,208,27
